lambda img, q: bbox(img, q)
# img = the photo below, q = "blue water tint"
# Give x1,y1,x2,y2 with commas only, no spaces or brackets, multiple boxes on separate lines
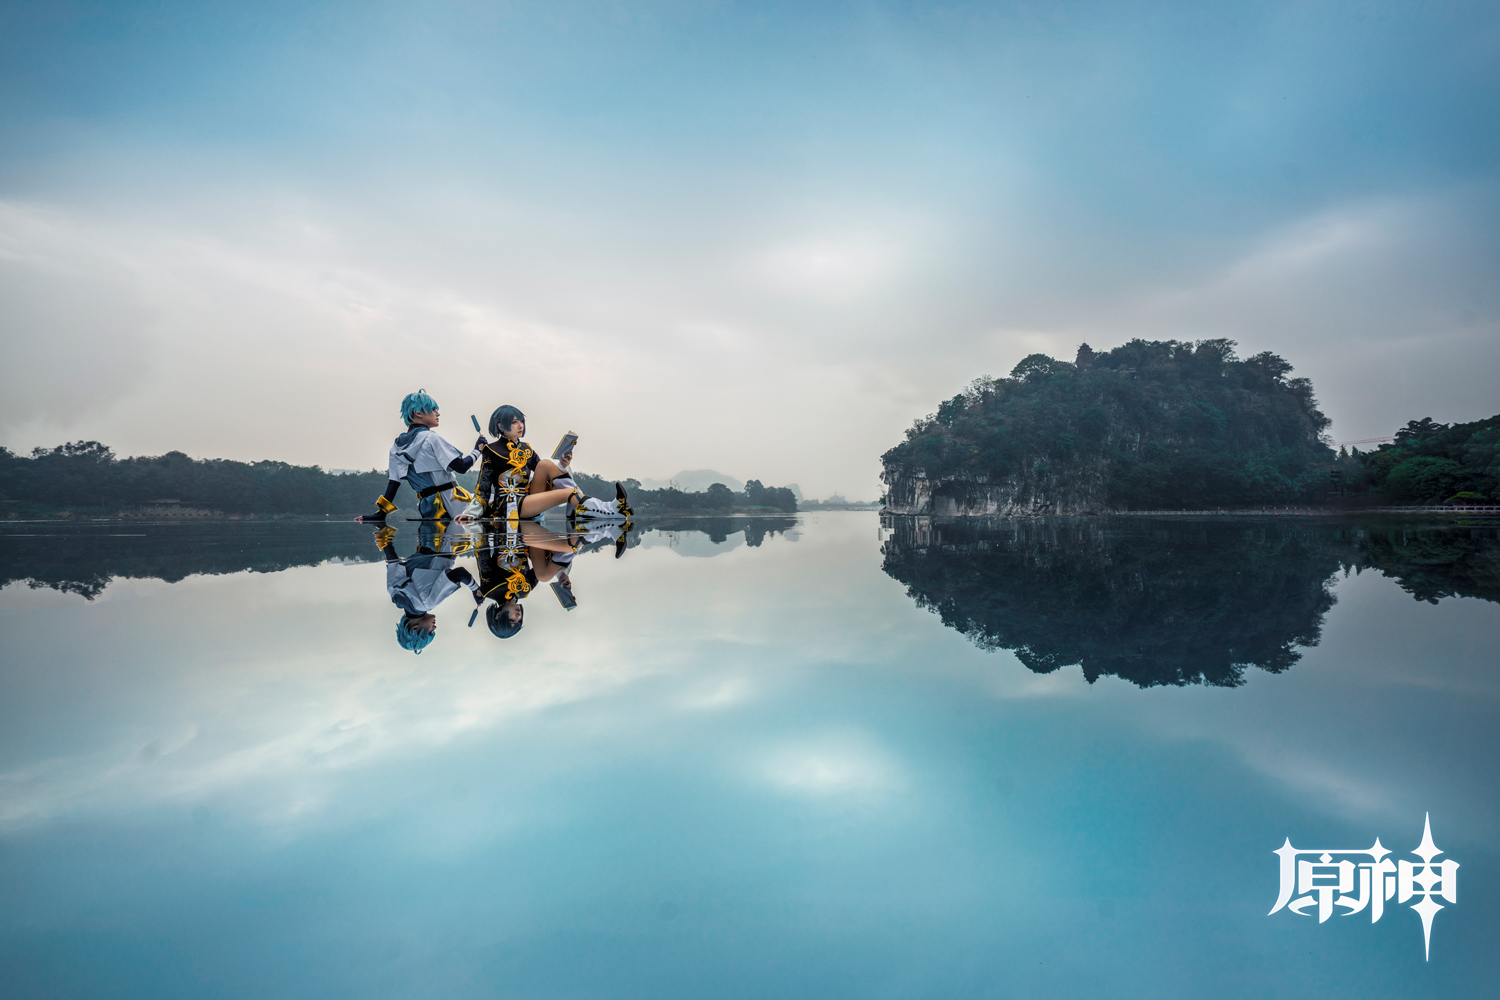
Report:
0,513,1495,998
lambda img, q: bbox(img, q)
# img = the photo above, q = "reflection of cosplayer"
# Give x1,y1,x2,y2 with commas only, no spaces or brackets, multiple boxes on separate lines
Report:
473,404,632,523
378,524,479,654
473,520,594,638
356,390,486,523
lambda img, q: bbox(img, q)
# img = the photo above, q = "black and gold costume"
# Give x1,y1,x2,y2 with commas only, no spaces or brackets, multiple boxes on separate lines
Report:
473,528,539,603
475,438,542,520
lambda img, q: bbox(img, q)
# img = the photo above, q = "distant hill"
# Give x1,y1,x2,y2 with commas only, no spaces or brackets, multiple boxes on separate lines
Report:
882,339,1334,515
637,469,746,493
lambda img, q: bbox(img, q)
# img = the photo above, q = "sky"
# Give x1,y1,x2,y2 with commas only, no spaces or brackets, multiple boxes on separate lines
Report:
0,0,1497,498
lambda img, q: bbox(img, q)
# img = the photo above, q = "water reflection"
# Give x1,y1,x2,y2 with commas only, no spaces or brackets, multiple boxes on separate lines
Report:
0,515,799,605
881,516,1500,688
470,520,629,641
0,519,382,599
639,514,798,550
0,512,1495,998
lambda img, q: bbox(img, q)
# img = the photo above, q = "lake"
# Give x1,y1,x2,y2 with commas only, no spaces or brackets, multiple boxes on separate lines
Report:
1,512,1496,998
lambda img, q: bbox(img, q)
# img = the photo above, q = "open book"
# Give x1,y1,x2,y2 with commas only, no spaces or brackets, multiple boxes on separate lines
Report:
552,432,579,462
550,579,577,610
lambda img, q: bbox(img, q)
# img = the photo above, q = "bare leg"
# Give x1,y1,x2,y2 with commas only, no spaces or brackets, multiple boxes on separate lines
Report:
519,487,578,518
528,459,568,495
519,459,582,518
529,548,565,583
518,520,574,553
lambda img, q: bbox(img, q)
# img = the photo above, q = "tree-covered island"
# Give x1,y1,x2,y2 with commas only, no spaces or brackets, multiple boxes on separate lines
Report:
883,339,1336,514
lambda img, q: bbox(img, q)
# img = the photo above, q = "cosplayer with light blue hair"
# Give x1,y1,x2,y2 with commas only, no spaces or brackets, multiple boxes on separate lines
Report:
377,521,480,654
356,389,489,523
396,614,438,654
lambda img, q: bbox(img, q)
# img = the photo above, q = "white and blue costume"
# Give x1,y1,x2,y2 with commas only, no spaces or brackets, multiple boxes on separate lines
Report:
359,390,483,523
388,426,478,521
381,522,481,654
386,542,478,617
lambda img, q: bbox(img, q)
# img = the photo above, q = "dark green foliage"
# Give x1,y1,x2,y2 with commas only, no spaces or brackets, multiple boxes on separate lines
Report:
3,436,791,521
882,339,1336,510
0,442,404,516
1343,414,1500,502
0,443,800,518
881,516,1500,687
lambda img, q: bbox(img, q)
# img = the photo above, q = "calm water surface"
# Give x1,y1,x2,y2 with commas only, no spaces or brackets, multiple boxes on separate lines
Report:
1,512,1496,998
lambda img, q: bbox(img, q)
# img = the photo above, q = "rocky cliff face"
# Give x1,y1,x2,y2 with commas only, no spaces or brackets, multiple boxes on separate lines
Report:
882,461,1112,516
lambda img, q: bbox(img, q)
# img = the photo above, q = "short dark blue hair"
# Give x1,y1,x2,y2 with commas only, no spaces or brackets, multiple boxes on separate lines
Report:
486,601,524,638
489,404,526,439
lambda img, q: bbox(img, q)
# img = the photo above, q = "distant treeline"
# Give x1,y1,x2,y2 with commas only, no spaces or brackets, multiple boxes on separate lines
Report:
0,442,798,517
0,442,394,516
1335,414,1500,504
572,473,798,513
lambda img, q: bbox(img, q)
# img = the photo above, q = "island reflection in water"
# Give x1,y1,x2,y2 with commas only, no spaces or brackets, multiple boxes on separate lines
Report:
881,515,1500,687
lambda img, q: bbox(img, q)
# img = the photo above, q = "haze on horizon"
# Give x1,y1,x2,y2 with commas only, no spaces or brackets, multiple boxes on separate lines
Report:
1,0,1497,499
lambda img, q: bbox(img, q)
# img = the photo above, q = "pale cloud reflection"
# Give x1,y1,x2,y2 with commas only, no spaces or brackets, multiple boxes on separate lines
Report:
758,733,903,798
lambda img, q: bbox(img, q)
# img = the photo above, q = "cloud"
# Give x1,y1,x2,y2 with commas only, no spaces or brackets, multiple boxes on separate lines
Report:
1096,186,1500,436
754,235,901,299
0,203,155,431
1,0,1498,494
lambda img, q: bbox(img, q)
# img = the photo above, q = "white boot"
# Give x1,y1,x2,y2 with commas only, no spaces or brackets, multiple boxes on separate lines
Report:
572,495,627,521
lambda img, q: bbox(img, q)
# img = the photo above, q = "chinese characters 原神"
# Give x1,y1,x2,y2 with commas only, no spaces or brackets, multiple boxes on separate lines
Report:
1269,813,1458,960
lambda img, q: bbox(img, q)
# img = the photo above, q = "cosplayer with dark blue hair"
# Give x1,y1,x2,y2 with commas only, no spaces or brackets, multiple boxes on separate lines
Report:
475,403,634,523
486,602,524,639
356,388,488,524
488,404,526,440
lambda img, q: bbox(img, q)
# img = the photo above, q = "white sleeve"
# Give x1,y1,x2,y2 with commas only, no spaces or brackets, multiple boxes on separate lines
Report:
413,432,463,474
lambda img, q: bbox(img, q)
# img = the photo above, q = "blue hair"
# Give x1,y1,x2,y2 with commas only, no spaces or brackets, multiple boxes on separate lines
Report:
396,615,436,654
489,404,526,439
401,390,439,425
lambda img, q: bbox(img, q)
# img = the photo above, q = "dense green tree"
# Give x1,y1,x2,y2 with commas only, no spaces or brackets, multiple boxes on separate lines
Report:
1346,414,1500,502
882,339,1336,510
0,442,398,516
